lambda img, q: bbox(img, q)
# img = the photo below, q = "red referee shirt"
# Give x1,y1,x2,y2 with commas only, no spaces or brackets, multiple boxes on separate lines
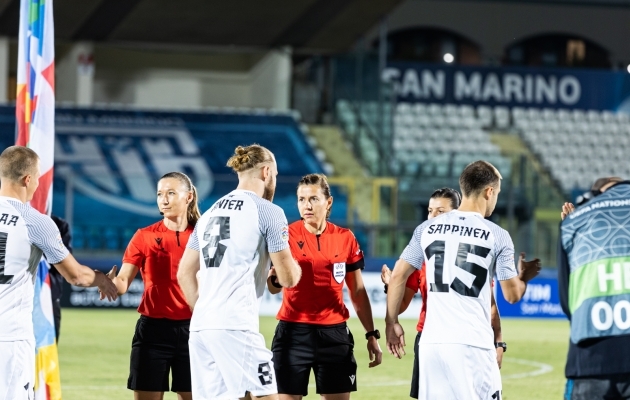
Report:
405,266,427,332
277,221,364,325
123,220,193,320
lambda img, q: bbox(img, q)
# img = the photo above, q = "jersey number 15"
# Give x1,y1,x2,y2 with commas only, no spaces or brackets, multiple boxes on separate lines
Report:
424,240,491,298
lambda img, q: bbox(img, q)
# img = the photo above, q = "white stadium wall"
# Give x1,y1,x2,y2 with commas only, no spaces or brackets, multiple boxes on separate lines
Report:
56,44,292,110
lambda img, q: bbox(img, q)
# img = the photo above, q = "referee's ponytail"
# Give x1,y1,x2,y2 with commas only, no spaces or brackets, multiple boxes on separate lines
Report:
159,172,202,226
430,187,461,210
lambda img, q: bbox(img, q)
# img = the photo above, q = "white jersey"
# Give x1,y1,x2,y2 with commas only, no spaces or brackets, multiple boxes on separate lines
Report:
187,190,289,332
0,197,69,342
401,210,516,349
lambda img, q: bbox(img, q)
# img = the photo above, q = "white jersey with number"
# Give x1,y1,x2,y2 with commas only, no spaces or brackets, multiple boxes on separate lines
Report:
0,197,69,342
401,210,516,350
187,190,289,333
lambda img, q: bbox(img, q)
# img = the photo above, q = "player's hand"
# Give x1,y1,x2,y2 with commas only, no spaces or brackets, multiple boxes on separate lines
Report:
367,336,383,368
518,252,541,283
496,346,504,369
385,322,406,359
561,202,575,220
106,265,117,280
268,267,277,278
380,264,392,285
97,270,118,301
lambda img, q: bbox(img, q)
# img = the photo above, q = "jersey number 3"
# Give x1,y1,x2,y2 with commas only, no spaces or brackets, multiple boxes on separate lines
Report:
202,217,231,268
425,240,491,298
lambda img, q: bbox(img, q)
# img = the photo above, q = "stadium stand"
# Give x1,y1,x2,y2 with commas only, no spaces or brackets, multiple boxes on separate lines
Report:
0,105,347,252
336,100,513,180
512,107,630,193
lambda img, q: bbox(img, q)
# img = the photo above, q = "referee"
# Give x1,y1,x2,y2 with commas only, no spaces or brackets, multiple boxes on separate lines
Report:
107,172,200,400
268,173,382,400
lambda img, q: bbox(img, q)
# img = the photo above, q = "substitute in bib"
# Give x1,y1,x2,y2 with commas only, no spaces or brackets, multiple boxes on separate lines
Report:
559,177,630,400
178,144,302,400
0,146,117,400
381,188,505,399
386,160,541,400
106,172,200,400
267,173,382,400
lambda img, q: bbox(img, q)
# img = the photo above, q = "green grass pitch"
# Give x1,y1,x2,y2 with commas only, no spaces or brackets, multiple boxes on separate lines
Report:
58,309,569,399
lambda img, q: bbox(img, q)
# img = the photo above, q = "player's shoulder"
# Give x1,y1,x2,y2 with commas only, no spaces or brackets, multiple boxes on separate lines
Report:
247,193,284,216
415,217,435,234
6,198,49,225
479,218,510,237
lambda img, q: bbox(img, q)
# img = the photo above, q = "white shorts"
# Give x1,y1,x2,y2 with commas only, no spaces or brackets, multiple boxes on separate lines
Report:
418,342,501,400
0,340,35,400
189,330,276,400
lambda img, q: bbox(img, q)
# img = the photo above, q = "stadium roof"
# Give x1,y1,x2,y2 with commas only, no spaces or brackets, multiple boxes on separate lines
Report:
0,0,403,53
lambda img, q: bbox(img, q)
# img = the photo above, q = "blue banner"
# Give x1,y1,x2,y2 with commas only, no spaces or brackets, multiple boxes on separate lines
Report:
384,62,630,112
0,106,354,251
496,277,565,319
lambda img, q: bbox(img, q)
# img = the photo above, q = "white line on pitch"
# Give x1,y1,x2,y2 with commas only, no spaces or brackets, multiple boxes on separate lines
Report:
502,357,554,380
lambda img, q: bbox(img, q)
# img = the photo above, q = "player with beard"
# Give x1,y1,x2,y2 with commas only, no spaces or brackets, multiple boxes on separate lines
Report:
178,144,302,400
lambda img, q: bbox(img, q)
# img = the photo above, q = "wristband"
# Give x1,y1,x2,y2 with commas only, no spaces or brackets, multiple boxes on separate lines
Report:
270,275,282,289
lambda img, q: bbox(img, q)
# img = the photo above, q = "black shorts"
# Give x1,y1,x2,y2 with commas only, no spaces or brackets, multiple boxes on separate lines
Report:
271,321,358,396
127,316,192,393
565,374,630,400
410,331,422,399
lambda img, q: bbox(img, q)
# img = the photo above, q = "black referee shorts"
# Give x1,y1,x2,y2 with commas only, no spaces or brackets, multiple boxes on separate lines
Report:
271,321,358,396
127,316,192,393
410,331,422,399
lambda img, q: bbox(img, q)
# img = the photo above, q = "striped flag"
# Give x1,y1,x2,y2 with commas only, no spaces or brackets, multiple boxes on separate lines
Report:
15,0,61,399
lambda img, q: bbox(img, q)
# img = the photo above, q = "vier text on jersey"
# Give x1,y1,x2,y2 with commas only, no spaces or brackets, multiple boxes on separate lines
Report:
211,199,244,212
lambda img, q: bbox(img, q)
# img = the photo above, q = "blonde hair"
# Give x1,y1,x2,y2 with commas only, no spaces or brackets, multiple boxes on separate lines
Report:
226,144,274,173
0,146,39,182
159,172,201,226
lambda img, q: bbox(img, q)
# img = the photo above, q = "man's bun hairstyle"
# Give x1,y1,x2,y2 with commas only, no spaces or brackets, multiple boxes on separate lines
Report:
226,144,273,173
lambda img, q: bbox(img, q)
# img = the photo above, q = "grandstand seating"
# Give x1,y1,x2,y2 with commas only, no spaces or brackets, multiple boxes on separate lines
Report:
336,100,513,181
336,99,630,195
511,107,630,192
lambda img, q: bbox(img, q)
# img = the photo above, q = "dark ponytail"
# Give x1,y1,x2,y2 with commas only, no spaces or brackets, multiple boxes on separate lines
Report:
430,187,461,210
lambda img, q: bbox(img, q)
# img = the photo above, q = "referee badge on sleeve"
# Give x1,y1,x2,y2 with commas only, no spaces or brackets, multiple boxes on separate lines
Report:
333,262,346,283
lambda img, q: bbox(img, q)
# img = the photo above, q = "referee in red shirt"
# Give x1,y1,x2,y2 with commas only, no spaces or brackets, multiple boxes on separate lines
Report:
267,173,382,400
105,172,200,400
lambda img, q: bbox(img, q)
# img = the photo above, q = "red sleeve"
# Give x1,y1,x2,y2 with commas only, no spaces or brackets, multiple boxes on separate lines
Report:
406,269,421,292
347,230,363,265
122,230,146,268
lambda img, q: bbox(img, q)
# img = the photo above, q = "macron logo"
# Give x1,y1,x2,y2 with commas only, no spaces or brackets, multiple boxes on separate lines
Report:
349,375,356,384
